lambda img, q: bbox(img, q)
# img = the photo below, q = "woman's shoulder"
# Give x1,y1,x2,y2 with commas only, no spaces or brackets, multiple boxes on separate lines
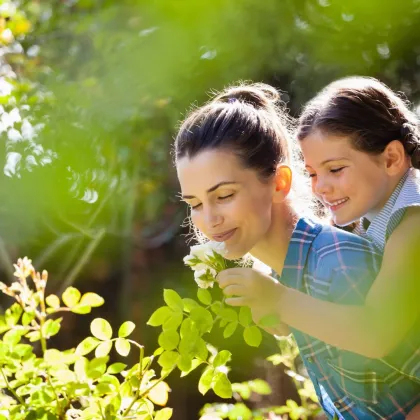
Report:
311,223,382,269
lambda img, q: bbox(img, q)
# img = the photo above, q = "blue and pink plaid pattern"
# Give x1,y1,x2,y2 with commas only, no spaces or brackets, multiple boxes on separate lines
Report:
276,218,420,419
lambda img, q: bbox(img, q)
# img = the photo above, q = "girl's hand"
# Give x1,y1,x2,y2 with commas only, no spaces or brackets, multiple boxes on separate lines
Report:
217,267,287,334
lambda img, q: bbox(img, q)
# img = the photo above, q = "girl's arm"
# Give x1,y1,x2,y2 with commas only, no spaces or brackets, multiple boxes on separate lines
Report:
279,207,420,358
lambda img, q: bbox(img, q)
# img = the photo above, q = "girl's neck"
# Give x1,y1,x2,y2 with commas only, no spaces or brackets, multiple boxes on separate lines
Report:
365,167,411,222
250,200,299,275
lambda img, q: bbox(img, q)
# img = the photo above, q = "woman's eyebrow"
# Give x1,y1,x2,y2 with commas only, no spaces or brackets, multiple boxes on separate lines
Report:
181,181,239,200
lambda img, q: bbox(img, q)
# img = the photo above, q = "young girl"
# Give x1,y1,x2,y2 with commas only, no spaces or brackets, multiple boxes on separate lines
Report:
174,83,420,419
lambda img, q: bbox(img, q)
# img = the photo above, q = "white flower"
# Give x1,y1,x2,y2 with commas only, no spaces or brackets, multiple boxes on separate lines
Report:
194,268,216,289
185,241,226,288
190,241,227,261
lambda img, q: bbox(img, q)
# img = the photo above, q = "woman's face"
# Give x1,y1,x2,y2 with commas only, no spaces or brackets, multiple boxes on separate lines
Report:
176,149,276,260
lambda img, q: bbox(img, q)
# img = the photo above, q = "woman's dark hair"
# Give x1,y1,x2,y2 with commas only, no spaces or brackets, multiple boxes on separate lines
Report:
174,83,292,180
297,76,420,169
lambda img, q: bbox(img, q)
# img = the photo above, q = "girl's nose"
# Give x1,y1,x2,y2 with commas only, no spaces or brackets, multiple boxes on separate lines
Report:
314,176,333,196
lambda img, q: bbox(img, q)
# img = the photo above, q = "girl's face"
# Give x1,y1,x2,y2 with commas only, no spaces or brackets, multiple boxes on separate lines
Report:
176,149,275,260
300,130,391,225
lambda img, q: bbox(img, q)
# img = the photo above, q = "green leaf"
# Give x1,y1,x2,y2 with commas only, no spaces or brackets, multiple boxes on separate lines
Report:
194,338,208,361
45,294,60,309
213,350,232,368
62,287,81,307
162,312,183,331
177,354,193,372
76,337,101,356
249,379,272,395
243,326,262,347
223,321,238,338
87,357,109,379
42,318,61,338
75,357,88,381
54,369,76,383
118,321,135,338
210,301,223,314
25,330,41,342
182,298,199,312
71,304,91,314
95,340,113,358
107,362,127,374
198,367,214,395
197,289,212,305
79,292,104,307
163,289,183,312
158,330,180,351
189,307,213,334
213,372,233,398
258,313,281,328
4,329,24,346
158,350,179,369
239,307,252,326
147,306,173,326
155,408,173,420
115,337,131,357
5,303,23,327
219,308,238,323
22,310,35,326
180,359,203,377
91,318,112,340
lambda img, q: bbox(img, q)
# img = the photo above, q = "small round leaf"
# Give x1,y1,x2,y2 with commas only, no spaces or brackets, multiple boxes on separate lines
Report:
91,318,113,341
118,321,135,338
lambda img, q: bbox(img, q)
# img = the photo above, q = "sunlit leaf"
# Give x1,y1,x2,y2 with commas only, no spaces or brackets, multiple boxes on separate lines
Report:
118,321,135,338
243,326,262,347
91,318,112,341
115,337,130,357
147,381,170,406
76,337,101,356
45,294,60,309
163,289,183,312
212,372,232,398
79,292,104,307
95,340,113,358
62,287,81,307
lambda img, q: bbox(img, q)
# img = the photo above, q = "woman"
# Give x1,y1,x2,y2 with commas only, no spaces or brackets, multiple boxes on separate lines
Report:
174,83,420,419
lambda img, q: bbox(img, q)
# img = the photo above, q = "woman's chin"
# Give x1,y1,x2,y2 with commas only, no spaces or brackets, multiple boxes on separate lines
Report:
223,246,249,261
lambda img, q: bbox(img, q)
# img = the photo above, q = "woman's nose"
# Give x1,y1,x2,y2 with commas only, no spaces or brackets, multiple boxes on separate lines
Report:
204,207,223,228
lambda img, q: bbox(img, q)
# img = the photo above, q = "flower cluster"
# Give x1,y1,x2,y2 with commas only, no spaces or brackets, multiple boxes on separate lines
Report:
183,242,227,288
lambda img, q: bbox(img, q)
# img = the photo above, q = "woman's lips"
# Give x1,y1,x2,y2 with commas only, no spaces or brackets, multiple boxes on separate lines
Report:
212,228,237,242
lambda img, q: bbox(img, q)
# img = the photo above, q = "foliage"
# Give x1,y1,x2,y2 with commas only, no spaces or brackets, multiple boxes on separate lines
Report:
200,335,322,420
0,257,177,419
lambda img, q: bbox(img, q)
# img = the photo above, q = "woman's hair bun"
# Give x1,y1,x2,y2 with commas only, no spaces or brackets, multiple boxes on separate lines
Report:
213,83,280,110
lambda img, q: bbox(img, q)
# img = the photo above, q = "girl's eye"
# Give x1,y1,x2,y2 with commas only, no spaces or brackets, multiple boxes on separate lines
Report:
191,203,202,210
308,173,316,178
330,167,345,174
219,193,234,201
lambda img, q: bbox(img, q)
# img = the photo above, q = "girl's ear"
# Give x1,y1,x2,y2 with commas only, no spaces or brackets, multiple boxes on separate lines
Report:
273,165,292,203
383,140,409,175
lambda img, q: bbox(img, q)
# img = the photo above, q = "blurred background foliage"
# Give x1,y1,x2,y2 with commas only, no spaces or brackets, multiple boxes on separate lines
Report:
1,0,420,418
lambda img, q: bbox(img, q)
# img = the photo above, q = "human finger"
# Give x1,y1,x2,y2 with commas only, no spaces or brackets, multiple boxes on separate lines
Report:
225,297,249,307
222,284,248,297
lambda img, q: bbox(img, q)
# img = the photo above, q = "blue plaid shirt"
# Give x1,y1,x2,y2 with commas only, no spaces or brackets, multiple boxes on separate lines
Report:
276,218,420,419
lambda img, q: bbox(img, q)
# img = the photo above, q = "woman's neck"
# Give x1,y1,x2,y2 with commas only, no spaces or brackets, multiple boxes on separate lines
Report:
250,201,299,275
